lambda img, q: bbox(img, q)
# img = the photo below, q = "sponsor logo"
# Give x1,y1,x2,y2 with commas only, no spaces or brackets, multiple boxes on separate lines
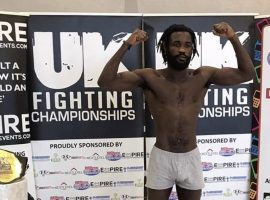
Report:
223,188,233,197
111,193,120,200
36,182,72,190
105,151,121,161
39,168,83,176
116,181,134,187
91,196,111,200
83,166,100,176
233,189,249,196
89,153,104,161
219,147,235,156
57,182,72,190
100,167,124,173
62,154,86,161
135,179,144,187
202,162,214,171
126,166,144,172
32,155,50,161
235,148,250,154
204,176,229,183
213,162,249,169
51,153,61,162
121,152,144,158
50,196,65,200
73,181,90,190
202,190,223,197
89,181,115,188
201,149,219,156
229,176,247,182
121,194,144,200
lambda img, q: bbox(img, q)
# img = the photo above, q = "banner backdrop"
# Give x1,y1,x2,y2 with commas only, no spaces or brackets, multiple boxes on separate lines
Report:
27,14,144,199
143,15,254,200
0,13,36,199
0,13,259,199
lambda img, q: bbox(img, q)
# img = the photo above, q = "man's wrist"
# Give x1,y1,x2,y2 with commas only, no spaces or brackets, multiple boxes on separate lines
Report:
123,40,132,50
228,33,237,40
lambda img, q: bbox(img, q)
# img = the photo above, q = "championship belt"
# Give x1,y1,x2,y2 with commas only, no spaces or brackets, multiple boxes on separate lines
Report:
0,149,28,184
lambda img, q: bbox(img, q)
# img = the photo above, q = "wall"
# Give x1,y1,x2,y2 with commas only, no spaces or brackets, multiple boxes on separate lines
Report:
0,0,269,15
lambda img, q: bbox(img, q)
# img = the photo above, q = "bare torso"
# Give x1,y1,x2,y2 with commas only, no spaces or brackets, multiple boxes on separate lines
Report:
139,68,209,153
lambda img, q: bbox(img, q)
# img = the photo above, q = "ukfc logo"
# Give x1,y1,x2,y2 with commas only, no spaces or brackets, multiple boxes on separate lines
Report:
105,151,121,161
73,181,90,190
219,147,235,156
83,166,100,176
202,162,214,171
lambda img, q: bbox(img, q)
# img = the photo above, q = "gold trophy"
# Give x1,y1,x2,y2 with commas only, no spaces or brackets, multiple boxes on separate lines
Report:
0,149,28,184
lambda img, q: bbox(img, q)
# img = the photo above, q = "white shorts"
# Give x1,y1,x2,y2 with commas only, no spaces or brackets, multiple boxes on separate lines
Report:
145,145,205,190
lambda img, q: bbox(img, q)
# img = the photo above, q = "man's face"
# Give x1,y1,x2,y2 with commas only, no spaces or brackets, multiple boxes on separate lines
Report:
167,31,193,70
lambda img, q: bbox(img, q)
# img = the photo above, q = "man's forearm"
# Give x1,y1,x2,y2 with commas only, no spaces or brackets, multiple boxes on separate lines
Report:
97,41,130,87
229,34,254,80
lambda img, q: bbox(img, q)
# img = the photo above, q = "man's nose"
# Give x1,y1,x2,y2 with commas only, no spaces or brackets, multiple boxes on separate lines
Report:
178,47,186,54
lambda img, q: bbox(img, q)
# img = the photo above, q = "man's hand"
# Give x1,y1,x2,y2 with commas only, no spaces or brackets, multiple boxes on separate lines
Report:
125,29,148,46
212,22,235,39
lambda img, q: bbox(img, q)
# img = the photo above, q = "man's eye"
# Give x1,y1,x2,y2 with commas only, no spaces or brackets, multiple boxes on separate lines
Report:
185,43,193,48
173,43,181,47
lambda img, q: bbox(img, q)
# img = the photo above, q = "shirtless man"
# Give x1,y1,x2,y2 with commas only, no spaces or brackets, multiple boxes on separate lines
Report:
97,22,254,200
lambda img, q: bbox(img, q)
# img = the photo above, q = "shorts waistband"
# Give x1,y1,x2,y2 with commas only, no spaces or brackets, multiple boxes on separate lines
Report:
152,145,199,157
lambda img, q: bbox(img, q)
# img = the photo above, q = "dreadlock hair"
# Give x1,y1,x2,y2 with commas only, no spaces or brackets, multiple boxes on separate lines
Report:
157,24,198,65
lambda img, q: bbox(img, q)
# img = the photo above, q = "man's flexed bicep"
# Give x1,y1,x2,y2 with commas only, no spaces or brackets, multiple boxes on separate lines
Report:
99,70,145,91
207,22,255,85
98,28,148,90
206,66,251,86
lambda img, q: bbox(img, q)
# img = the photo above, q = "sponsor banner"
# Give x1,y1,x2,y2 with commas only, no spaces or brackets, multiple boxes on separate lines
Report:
0,14,30,145
198,84,252,134
27,14,144,199
0,13,36,199
143,15,254,136
32,138,144,199
147,133,251,200
27,14,144,140
257,25,270,200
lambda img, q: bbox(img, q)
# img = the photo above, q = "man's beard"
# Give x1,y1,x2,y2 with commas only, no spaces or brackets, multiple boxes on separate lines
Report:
167,54,191,70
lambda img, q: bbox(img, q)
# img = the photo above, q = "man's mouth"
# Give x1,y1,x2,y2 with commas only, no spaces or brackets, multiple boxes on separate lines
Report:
177,55,187,62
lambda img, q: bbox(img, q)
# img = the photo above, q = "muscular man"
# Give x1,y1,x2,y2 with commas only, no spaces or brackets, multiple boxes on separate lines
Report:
98,22,254,200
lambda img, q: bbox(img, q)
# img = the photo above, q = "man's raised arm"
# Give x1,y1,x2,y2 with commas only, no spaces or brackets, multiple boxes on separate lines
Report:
207,22,255,85
97,29,148,91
